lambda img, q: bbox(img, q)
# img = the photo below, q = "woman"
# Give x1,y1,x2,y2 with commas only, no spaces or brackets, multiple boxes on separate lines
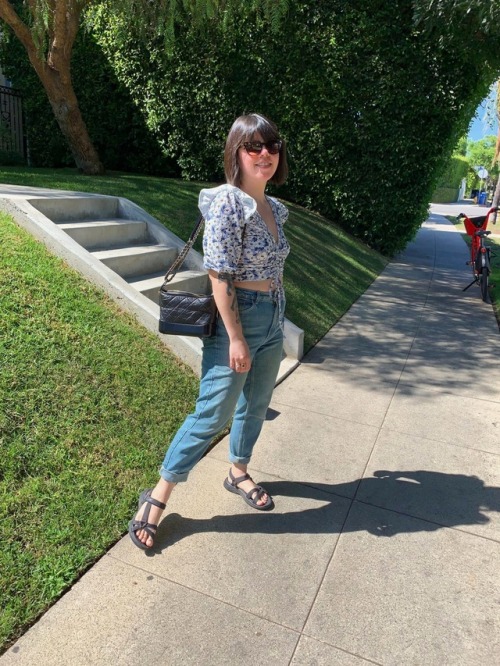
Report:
129,113,290,550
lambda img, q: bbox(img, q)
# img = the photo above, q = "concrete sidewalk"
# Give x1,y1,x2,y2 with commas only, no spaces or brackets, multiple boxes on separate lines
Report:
2,210,500,665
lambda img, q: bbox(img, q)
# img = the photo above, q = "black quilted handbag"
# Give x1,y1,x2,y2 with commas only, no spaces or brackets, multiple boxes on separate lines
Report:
159,215,217,337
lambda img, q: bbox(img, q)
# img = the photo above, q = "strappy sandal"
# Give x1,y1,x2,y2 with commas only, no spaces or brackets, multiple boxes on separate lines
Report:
223,469,274,511
128,488,166,550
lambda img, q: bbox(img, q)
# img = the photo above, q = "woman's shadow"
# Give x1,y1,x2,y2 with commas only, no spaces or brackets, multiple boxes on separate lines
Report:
150,470,500,553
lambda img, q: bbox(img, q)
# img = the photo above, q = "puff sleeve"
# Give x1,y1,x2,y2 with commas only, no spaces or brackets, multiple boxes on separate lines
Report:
202,190,246,275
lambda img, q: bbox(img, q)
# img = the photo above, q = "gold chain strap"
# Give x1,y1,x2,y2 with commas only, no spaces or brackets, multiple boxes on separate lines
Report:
163,215,204,284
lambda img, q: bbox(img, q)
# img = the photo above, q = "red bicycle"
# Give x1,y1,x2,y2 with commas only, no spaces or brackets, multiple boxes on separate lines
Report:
458,206,497,304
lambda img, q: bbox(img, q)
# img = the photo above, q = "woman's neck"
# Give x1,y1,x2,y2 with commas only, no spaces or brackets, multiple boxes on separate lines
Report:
239,180,267,206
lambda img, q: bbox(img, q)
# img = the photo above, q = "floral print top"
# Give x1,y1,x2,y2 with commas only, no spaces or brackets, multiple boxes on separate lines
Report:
198,184,290,296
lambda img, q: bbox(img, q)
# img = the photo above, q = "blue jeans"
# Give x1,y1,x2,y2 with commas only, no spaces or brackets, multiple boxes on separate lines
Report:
160,288,283,483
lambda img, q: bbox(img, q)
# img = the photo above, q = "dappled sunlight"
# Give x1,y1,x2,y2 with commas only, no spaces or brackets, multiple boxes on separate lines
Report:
289,215,500,404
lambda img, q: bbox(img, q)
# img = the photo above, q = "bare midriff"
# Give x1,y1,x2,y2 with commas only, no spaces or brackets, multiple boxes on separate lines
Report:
234,279,275,292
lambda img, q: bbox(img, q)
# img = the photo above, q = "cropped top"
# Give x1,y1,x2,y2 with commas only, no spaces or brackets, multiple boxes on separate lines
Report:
198,184,290,294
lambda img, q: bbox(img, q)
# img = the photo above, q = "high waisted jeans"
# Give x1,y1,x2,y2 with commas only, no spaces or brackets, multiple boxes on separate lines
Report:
160,288,283,483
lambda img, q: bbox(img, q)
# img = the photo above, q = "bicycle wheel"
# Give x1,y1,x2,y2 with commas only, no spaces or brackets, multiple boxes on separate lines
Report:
480,269,491,304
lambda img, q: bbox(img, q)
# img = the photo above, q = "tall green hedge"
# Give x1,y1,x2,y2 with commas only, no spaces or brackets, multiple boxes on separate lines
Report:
432,155,470,202
3,1,500,254
87,1,499,254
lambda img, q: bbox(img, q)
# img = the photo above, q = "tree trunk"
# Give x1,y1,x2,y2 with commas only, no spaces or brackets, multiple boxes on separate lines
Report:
0,0,104,175
492,174,500,223
38,67,105,175
492,80,500,223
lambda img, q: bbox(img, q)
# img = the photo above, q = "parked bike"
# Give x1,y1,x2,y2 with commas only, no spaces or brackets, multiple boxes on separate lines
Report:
458,206,497,304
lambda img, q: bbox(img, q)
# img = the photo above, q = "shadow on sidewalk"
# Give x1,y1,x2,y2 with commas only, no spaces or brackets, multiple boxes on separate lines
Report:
150,471,500,553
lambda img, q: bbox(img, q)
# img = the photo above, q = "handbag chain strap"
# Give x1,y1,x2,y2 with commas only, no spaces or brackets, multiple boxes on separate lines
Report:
163,214,204,284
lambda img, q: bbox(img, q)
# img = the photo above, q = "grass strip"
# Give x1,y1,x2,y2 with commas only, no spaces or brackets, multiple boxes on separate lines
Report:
0,211,200,649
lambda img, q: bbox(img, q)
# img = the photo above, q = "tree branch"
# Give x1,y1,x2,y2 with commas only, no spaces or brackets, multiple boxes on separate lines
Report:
27,0,36,17
49,0,81,74
54,0,68,38
0,0,37,53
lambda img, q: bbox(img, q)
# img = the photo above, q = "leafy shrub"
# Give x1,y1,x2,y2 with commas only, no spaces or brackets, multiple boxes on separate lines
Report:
86,1,500,254
432,187,460,204
0,150,25,167
3,0,500,255
432,155,470,201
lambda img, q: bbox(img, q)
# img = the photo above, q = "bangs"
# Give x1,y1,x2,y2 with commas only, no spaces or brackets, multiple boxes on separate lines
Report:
235,114,280,144
249,121,280,143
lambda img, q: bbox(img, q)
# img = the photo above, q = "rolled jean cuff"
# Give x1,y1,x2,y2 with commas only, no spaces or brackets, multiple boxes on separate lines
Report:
159,467,189,483
228,454,252,465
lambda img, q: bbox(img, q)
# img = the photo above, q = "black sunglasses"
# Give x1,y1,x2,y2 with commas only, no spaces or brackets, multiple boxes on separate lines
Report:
242,140,282,155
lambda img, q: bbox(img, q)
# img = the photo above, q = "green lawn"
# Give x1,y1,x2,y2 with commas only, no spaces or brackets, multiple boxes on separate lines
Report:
0,167,387,651
0,210,201,650
0,166,388,351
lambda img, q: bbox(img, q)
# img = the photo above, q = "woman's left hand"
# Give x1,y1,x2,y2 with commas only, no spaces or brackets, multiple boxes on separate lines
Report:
229,339,251,373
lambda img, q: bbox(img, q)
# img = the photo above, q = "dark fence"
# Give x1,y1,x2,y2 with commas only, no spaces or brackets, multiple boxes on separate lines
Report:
0,85,25,158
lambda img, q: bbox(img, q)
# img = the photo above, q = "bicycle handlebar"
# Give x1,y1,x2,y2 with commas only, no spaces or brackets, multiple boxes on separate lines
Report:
458,207,498,218
457,207,498,231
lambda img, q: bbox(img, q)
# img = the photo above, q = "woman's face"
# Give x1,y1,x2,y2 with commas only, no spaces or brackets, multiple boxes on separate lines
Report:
238,132,280,188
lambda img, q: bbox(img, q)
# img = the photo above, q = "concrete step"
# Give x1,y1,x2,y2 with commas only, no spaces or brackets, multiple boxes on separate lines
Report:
92,244,177,279
29,195,119,222
128,270,210,305
58,218,148,250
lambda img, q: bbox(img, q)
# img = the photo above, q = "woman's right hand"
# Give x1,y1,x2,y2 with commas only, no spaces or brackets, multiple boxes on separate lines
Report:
229,338,251,373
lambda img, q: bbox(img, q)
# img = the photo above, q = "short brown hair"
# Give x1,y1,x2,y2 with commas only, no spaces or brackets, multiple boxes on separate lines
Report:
224,113,288,187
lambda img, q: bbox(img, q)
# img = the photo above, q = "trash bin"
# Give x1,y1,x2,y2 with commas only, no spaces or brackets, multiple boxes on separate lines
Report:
478,191,487,205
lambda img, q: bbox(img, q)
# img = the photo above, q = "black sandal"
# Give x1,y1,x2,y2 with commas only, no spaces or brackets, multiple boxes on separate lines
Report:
128,488,166,550
223,469,274,511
